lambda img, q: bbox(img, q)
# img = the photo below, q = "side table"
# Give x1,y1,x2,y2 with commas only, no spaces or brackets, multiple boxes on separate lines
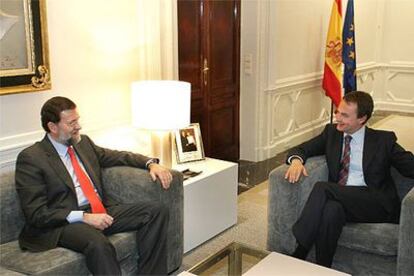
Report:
174,158,238,253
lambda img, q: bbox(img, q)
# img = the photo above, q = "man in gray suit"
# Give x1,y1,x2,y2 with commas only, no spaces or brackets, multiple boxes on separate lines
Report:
15,96,172,275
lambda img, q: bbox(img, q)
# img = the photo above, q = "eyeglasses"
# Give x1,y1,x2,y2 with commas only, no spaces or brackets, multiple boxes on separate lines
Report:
64,118,81,128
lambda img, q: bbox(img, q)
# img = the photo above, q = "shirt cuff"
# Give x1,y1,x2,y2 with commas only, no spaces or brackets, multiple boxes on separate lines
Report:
145,158,159,169
66,211,84,223
287,155,304,165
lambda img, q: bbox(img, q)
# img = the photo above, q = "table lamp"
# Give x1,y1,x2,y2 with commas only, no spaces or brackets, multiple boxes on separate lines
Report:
131,80,191,167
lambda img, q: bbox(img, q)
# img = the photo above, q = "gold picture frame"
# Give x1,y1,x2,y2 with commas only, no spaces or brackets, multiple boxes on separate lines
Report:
0,0,51,95
174,123,205,163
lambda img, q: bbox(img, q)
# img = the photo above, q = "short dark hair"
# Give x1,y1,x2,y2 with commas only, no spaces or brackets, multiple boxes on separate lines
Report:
41,97,76,132
343,91,374,123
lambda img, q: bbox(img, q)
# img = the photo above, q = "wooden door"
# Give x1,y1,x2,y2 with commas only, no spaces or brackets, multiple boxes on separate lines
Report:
178,0,240,162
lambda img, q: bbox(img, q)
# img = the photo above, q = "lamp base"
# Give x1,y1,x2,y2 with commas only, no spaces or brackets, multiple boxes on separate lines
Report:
151,131,173,168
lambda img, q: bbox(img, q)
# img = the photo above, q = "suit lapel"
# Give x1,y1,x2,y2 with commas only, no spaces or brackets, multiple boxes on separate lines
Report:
330,129,344,181
363,127,377,173
40,136,76,194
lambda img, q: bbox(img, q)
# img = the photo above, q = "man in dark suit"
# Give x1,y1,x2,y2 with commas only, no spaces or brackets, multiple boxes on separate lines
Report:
284,91,414,267
15,96,173,275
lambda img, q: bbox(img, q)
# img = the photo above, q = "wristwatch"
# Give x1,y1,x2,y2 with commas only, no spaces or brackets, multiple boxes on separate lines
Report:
146,158,159,169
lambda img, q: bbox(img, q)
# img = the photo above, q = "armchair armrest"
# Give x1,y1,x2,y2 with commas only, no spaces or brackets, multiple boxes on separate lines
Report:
397,186,414,276
267,156,328,254
101,166,184,273
0,266,25,276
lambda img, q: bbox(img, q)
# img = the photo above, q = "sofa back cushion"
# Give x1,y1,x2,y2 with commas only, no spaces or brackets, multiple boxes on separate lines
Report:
0,171,25,244
391,167,414,201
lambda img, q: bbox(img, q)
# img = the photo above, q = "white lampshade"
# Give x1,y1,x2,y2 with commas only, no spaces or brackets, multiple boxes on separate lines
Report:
131,80,191,130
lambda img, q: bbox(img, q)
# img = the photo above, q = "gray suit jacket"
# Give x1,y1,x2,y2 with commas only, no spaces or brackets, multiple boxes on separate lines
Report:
15,134,152,251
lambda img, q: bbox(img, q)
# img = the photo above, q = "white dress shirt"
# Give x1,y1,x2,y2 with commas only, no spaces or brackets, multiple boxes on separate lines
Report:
287,126,368,186
343,126,367,186
48,135,99,223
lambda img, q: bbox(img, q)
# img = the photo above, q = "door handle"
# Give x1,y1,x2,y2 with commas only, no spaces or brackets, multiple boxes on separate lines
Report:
203,58,209,86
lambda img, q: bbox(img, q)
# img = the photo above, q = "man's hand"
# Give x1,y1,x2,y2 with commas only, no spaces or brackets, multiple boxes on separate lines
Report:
284,159,308,183
83,213,114,230
149,163,172,190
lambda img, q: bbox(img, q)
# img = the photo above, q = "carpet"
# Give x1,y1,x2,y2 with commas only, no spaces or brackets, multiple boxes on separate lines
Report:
371,115,414,152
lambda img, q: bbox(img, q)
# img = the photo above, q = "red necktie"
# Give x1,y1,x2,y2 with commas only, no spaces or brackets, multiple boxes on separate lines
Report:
67,146,106,213
338,135,352,186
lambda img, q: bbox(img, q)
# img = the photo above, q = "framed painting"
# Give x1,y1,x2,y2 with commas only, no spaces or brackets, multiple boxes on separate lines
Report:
0,0,51,95
174,123,205,163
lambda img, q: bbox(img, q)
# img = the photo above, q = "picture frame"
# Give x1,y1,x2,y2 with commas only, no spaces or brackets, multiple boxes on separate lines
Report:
174,123,205,163
0,0,51,96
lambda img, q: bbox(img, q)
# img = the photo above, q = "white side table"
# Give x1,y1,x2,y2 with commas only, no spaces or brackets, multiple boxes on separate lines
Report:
174,158,238,253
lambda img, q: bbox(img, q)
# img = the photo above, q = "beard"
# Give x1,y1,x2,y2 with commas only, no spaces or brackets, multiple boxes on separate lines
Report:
59,132,81,146
67,135,81,146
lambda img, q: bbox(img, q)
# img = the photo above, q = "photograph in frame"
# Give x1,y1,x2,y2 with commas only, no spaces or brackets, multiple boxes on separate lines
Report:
174,123,205,164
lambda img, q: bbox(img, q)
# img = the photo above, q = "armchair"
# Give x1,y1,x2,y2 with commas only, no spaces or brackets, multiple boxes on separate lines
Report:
267,156,414,276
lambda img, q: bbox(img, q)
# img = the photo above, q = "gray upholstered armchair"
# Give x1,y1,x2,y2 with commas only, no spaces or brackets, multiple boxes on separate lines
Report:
267,156,414,276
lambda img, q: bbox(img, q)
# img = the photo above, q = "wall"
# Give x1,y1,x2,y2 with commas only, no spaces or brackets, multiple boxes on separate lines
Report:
375,0,414,112
240,0,414,162
0,0,145,171
2,0,413,169
0,0,179,171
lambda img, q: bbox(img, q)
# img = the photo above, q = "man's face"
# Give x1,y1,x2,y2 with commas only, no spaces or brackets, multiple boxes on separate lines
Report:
48,109,82,144
335,100,366,134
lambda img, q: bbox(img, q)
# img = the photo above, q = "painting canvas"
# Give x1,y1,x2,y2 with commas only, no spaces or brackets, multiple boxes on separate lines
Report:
0,0,51,95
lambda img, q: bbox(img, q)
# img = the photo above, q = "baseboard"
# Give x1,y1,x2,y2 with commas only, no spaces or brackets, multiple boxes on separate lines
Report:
238,153,287,186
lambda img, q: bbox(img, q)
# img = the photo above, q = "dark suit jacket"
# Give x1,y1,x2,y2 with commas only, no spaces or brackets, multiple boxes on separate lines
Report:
15,134,152,251
287,124,414,216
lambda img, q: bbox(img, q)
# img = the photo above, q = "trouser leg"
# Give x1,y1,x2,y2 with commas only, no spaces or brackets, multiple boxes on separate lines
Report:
292,182,392,267
315,200,346,267
105,202,169,275
58,223,121,276
292,182,332,250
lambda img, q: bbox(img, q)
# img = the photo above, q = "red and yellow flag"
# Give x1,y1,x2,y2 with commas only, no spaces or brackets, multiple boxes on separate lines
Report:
322,0,343,107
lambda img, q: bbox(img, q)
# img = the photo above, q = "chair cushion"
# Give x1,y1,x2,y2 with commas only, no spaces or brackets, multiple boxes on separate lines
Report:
338,223,398,256
0,231,136,275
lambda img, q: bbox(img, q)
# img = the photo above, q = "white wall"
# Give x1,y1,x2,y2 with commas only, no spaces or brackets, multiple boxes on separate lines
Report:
0,0,180,171
240,0,414,162
375,0,414,111
0,0,144,170
1,0,413,168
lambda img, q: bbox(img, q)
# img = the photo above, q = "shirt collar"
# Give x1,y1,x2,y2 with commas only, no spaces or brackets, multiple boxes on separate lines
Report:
344,125,366,144
47,134,69,157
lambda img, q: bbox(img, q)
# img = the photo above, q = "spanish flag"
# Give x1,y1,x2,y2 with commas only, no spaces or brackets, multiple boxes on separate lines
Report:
322,0,342,107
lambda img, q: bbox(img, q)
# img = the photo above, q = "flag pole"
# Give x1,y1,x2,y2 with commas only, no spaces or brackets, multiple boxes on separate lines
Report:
330,102,334,124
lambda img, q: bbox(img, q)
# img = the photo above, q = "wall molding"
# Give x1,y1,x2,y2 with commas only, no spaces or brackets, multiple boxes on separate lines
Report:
255,61,414,160
0,119,129,171
2,63,413,168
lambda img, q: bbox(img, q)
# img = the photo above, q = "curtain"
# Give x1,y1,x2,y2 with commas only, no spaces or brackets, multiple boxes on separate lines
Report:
136,0,178,80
